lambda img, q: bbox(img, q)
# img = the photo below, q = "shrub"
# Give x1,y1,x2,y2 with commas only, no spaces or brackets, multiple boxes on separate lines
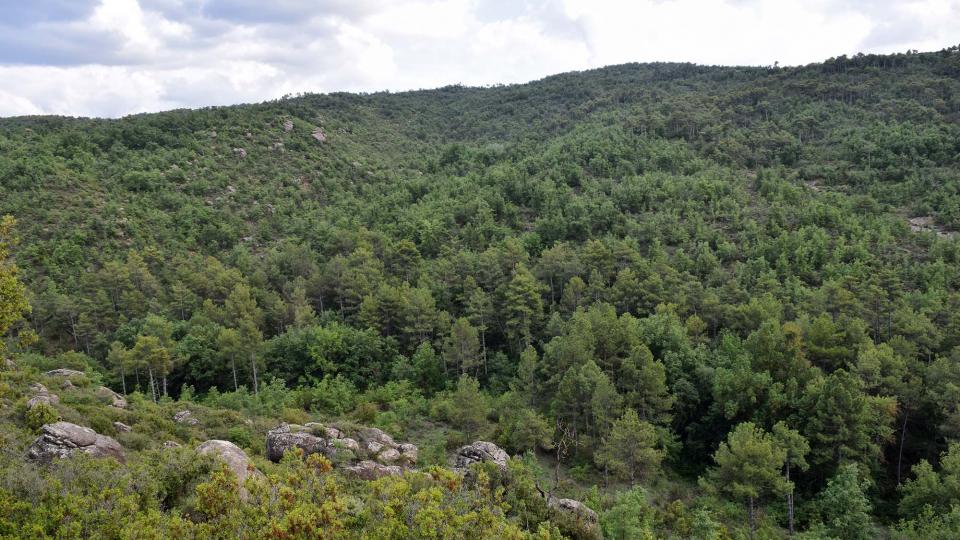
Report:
25,403,60,431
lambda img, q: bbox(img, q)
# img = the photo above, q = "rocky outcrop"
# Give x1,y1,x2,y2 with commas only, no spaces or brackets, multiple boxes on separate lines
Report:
27,422,125,463
454,441,510,471
113,422,132,433
232,147,247,159
45,368,85,378
26,383,59,409
95,386,127,409
173,410,199,425
343,460,403,480
283,120,293,132
197,440,263,496
265,424,327,462
548,497,599,527
266,423,417,476
311,128,327,143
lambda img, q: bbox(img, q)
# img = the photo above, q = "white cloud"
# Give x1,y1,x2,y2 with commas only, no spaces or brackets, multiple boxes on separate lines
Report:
0,0,956,118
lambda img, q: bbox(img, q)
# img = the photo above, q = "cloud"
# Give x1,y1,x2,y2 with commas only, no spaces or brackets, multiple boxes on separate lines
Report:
0,0,956,118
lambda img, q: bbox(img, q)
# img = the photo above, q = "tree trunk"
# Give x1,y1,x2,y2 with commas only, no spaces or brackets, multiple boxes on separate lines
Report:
748,496,756,539
231,358,238,391
250,352,259,396
786,463,795,535
147,365,157,403
898,410,909,485
120,362,127,396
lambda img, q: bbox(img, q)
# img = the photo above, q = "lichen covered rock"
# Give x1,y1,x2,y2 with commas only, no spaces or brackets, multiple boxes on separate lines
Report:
27,422,125,463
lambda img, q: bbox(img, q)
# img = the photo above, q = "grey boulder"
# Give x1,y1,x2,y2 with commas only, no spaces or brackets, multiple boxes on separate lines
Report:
27,422,125,463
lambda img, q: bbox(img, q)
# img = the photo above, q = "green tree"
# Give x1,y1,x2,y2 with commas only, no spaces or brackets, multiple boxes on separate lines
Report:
595,409,664,484
701,422,790,536
0,216,29,353
772,421,810,535
814,463,873,540
443,317,481,377
499,263,544,352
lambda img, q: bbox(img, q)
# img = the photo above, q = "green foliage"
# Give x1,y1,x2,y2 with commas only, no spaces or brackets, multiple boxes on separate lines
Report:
25,402,60,431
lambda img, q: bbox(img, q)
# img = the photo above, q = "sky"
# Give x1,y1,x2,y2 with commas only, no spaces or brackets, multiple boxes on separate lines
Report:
0,0,957,118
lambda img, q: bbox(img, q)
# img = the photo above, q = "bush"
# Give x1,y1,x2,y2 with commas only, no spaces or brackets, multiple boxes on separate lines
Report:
25,403,60,431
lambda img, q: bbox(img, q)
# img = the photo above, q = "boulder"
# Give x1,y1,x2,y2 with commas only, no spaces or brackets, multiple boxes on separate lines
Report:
45,368,85,378
173,410,199,425
548,497,599,526
96,386,128,409
113,422,132,433
26,393,59,409
162,440,182,449
283,119,293,132
311,128,327,143
27,383,59,409
232,147,247,159
27,422,125,463
197,440,263,495
454,441,510,471
343,460,402,481
266,424,326,462
398,443,418,466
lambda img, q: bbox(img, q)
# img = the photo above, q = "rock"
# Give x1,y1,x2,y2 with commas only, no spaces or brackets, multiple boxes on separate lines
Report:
210,130,217,138
311,128,327,143
377,448,401,464
322,426,343,439
454,441,510,471
328,437,361,455
27,422,125,463
96,386,128,409
173,410,199,425
197,440,263,495
113,422,132,433
162,441,181,449
343,460,402,480
398,443,418,466
232,147,247,159
272,141,284,151
61,380,75,389
45,368,85,378
266,424,326,462
26,393,59,409
548,497,599,526
245,132,253,140
283,120,293,132
3,358,16,370
27,383,59,408
358,427,396,447
366,441,384,455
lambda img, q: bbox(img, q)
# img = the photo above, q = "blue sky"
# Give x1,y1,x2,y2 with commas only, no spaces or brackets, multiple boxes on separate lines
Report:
0,0,957,118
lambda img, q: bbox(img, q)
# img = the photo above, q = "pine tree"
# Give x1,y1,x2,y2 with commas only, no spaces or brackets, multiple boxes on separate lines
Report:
0,216,29,353
595,409,663,484
702,422,790,537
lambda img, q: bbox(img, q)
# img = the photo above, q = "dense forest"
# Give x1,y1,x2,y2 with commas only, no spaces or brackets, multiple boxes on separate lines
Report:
2,46,960,538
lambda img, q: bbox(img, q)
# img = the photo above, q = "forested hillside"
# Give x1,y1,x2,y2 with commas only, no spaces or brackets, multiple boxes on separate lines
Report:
2,46,960,538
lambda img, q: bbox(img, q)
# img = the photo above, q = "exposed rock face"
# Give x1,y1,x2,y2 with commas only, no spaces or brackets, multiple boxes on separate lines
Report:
548,497,599,526
45,368,85,378
454,441,510,471
266,423,417,471
343,460,402,480
283,120,293,132
197,440,263,496
27,383,59,409
173,410,199,425
311,128,327,143
27,422,125,463
265,424,327,462
113,422,132,433
95,386,127,409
